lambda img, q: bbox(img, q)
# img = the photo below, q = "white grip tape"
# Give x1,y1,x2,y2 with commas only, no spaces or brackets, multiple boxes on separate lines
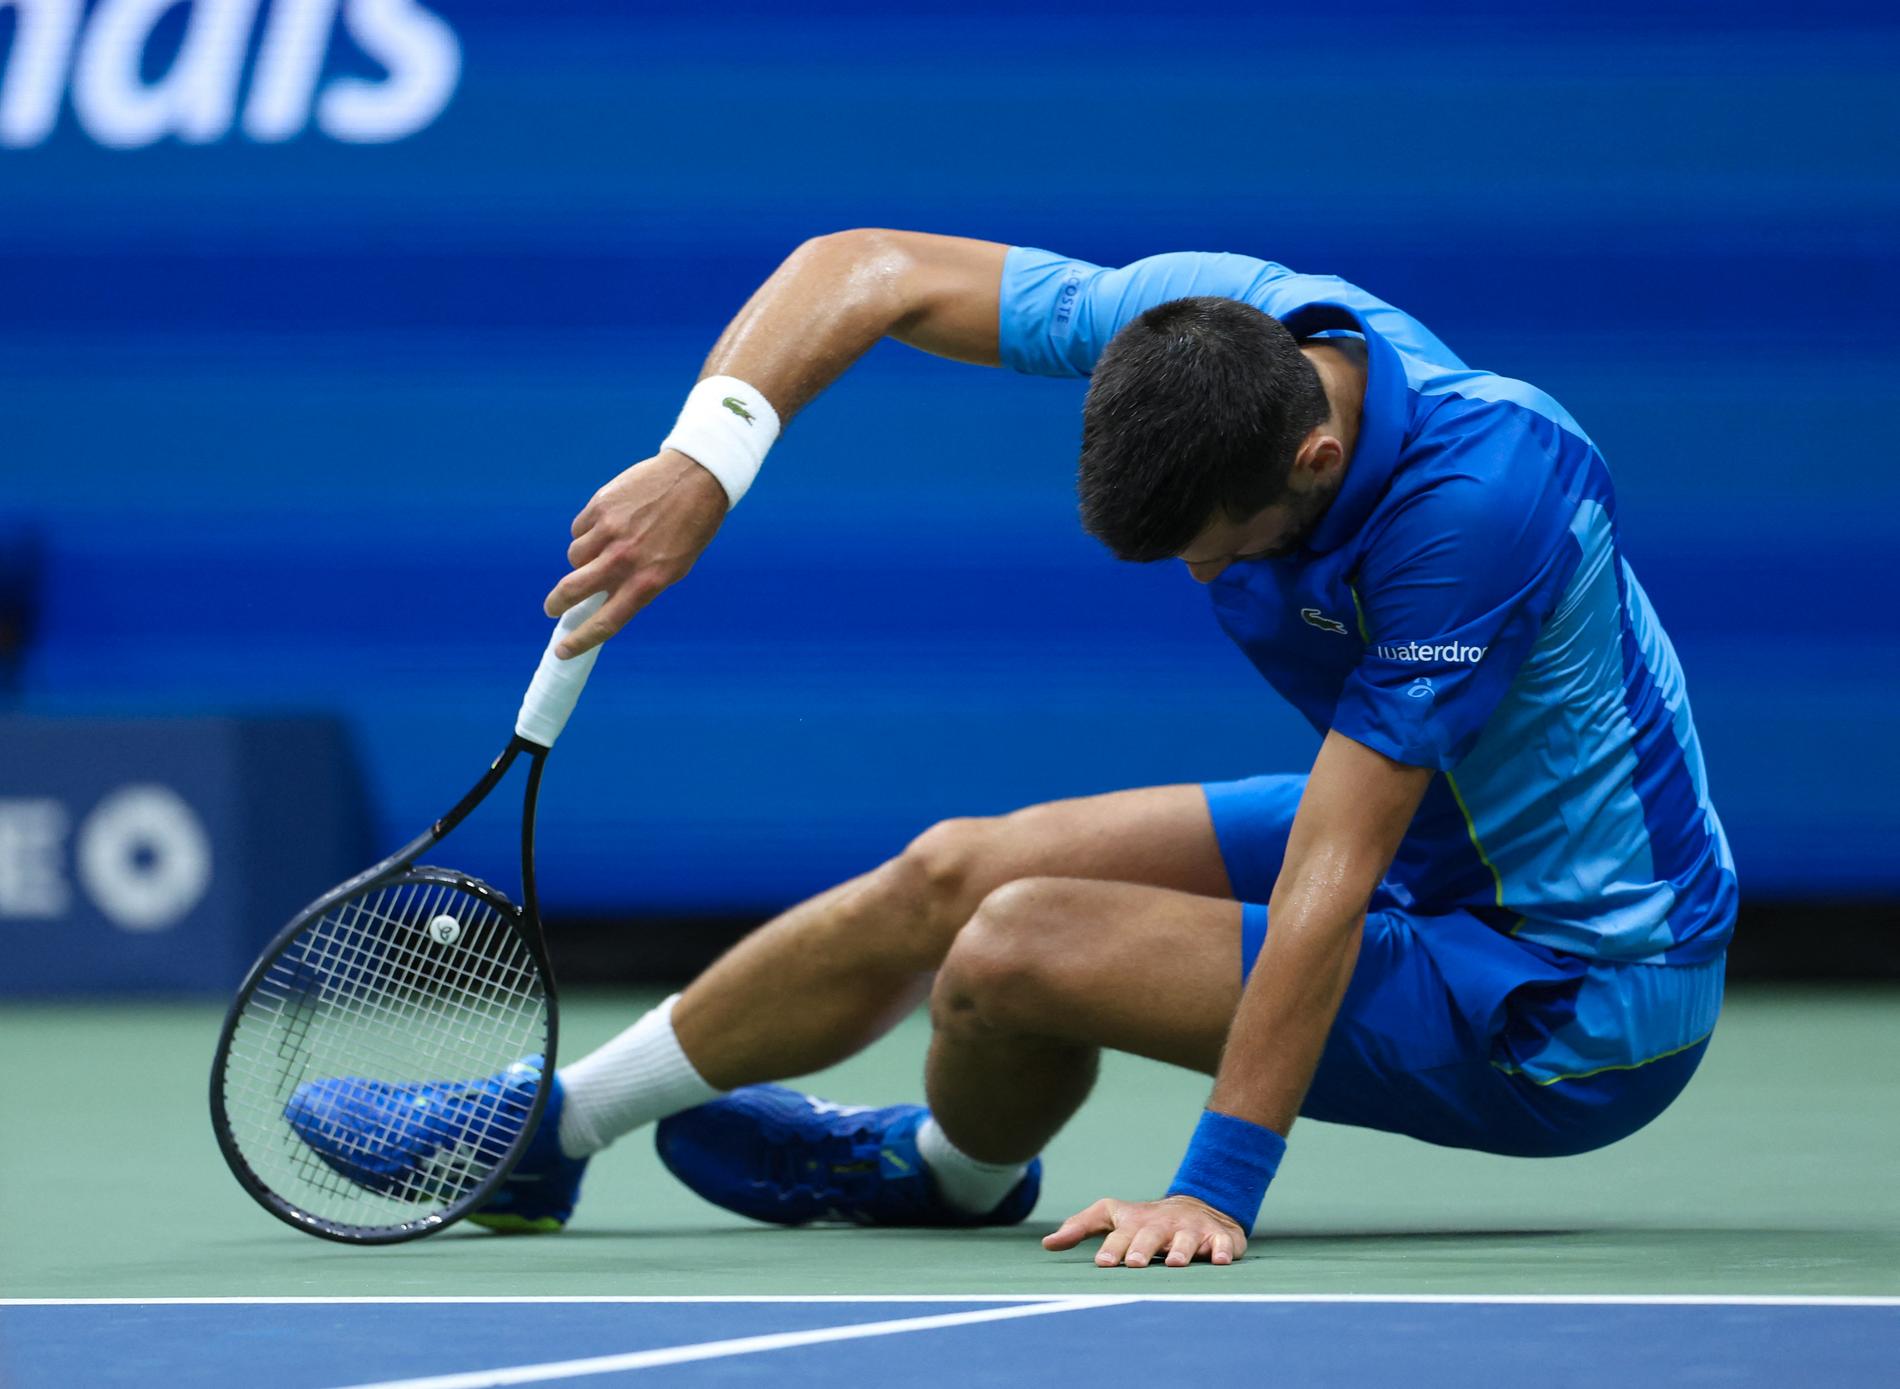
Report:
660,375,780,508
515,592,608,749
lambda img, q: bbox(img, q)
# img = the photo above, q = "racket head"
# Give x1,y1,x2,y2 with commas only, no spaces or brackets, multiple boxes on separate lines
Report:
210,864,557,1244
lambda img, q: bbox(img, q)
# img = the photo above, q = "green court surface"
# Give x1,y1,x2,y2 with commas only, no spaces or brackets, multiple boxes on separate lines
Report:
2,985,1896,1300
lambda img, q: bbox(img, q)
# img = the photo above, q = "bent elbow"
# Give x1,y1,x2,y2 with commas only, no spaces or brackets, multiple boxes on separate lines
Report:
802,227,921,271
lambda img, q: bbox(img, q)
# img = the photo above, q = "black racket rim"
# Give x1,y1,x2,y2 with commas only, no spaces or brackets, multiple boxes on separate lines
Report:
209,742,561,1246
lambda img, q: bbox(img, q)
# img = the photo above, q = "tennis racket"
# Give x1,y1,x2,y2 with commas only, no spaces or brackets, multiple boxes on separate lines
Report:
209,592,606,1244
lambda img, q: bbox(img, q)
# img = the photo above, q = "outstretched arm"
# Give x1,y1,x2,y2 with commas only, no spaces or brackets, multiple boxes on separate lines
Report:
1208,732,1431,1134
546,230,1009,656
1044,730,1430,1268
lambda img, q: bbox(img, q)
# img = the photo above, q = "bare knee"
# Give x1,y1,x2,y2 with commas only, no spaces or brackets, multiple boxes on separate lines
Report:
872,816,999,967
932,877,1078,1036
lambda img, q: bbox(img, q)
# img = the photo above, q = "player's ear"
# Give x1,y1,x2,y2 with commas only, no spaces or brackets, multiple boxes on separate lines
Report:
1289,429,1343,488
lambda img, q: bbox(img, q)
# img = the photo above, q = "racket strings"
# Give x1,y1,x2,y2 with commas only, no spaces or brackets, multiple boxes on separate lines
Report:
232,883,540,1212
220,875,549,1229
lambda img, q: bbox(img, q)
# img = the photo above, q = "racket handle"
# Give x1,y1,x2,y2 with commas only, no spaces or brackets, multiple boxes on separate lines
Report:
515,592,608,748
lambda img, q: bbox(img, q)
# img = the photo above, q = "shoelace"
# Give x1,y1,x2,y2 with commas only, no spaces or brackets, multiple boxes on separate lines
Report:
758,1124,873,1194
752,1116,934,1222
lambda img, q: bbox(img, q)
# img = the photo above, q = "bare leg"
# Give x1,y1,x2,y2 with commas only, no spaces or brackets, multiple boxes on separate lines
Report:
925,876,1244,1162
672,786,1234,1088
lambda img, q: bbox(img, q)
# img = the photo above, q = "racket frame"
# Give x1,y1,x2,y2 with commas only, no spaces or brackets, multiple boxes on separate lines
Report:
208,733,561,1245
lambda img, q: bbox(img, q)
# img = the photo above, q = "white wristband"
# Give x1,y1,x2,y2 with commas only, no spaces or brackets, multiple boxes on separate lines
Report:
660,375,780,508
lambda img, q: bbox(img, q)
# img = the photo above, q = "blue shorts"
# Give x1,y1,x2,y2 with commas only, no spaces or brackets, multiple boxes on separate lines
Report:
1206,774,1726,1158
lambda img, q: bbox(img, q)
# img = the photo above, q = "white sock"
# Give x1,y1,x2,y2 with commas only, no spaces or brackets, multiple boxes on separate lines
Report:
915,1115,1029,1216
555,994,721,1159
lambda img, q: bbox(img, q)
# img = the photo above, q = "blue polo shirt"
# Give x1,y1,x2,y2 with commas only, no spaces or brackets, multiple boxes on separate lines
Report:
999,247,1737,965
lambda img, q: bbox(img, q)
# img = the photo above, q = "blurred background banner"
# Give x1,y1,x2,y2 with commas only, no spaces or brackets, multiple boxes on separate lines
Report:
0,717,367,993
3,2,1897,974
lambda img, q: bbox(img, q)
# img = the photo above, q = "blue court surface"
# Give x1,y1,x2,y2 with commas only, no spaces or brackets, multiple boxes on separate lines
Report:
4,1295,1895,1388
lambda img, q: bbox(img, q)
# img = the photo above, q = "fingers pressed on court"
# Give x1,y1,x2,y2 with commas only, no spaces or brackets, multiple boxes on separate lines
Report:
1094,1217,1136,1268
1057,1195,1250,1269
1166,1229,1199,1268
1124,1222,1169,1268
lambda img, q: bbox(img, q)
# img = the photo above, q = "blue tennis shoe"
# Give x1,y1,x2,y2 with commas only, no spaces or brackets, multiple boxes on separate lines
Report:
468,1072,588,1234
284,1055,582,1228
655,1085,1040,1227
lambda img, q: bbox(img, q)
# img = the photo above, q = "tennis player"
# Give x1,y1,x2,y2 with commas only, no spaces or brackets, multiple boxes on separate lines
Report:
415,232,1741,1266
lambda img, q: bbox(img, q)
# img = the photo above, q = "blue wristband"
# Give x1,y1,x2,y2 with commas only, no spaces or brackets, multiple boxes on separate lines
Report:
1166,1109,1287,1232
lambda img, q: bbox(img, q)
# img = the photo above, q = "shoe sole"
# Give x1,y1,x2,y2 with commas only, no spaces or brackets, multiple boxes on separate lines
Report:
467,1212,566,1234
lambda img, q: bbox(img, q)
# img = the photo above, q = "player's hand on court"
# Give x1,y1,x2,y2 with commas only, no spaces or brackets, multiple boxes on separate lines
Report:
1044,1194,1249,1268
544,449,729,657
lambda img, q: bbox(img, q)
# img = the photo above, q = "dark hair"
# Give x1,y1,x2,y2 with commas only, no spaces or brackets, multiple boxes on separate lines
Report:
1077,296,1330,561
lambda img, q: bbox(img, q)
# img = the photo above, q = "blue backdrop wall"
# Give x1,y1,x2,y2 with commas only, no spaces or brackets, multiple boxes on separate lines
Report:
4,1,1897,914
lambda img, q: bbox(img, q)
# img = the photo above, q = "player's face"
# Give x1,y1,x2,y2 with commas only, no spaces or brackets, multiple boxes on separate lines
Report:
1176,424,1349,582
1177,484,1334,583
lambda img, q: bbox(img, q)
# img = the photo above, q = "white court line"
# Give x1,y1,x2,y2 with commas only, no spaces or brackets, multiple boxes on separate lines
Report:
5,1293,1898,1307
318,1297,1134,1389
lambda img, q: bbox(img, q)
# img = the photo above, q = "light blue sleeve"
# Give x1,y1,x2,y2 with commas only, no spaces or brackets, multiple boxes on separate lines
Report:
997,246,1303,378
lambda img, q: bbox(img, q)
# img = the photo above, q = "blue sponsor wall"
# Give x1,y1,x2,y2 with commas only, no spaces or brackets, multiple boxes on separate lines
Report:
0,717,368,994
3,0,1897,934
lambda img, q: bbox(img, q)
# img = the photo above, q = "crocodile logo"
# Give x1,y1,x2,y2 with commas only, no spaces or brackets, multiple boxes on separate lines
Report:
721,396,756,424
1301,607,1348,635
